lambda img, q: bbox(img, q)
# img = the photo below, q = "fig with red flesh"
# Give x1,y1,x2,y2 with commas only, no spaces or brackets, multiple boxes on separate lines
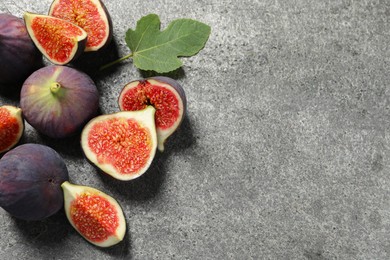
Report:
0,13,42,85
0,144,69,221
49,0,112,52
0,106,24,154
118,77,186,152
62,181,126,247
81,106,157,181
24,12,87,65
20,65,99,139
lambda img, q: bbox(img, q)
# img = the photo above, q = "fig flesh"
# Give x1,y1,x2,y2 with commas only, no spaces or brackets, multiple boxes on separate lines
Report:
24,12,87,65
81,106,157,181
62,181,126,247
20,65,99,139
0,144,69,221
0,13,42,85
0,106,24,154
49,0,112,52
118,77,186,152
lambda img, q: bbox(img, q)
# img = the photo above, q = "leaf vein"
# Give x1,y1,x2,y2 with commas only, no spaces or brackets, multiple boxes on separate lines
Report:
134,30,206,56
134,23,153,52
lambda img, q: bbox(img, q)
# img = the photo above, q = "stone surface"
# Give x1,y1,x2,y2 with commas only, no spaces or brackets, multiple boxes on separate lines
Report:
1,0,389,259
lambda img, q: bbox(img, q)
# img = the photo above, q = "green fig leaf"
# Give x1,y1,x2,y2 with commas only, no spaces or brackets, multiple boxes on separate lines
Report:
125,14,211,73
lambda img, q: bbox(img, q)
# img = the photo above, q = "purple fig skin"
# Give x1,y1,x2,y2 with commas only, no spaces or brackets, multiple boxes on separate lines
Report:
20,65,100,138
0,143,69,221
99,0,113,51
0,13,42,85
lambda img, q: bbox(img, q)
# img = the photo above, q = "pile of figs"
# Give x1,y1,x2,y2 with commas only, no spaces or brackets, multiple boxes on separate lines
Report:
0,0,188,249
24,0,112,64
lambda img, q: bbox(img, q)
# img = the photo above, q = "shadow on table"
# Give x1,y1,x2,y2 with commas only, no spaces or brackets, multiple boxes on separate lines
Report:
12,209,132,258
12,209,70,245
98,114,195,202
71,39,121,81
0,83,22,102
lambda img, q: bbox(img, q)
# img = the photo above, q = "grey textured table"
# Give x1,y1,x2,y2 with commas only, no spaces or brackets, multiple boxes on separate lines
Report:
1,0,389,259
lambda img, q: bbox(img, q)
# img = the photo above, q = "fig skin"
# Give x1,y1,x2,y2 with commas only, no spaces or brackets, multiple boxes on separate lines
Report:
0,144,69,221
0,13,42,85
20,65,100,139
119,76,187,151
49,0,113,52
23,12,87,65
81,106,157,181
62,181,126,247
0,105,24,154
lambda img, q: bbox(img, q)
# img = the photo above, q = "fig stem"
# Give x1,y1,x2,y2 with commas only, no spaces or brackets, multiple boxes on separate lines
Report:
50,82,62,94
99,53,133,71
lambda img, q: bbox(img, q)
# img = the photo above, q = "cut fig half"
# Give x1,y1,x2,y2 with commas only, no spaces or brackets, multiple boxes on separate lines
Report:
0,105,24,154
81,106,157,181
24,12,87,65
62,181,126,247
49,0,112,52
119,77,187,152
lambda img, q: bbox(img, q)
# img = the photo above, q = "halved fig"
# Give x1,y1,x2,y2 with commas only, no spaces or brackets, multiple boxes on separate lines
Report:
0,105,24,154
118,77,186,152
20,65,99,139
24,12,87,65
62,181,126,247
0,144,69,221
81,106,157,181
49,0,112,52
0,13,42,85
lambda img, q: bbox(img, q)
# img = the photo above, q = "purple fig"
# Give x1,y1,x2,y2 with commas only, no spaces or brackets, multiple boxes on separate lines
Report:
0,13,42,85
0,143,69,221
20,65,99,138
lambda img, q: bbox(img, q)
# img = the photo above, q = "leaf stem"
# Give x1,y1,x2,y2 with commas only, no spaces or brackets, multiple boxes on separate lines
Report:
99,53,134,71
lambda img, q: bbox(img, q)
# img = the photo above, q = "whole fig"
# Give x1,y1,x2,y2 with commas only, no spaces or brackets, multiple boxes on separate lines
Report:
0,143,69,221
0,13,42,85
20,65,100,138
